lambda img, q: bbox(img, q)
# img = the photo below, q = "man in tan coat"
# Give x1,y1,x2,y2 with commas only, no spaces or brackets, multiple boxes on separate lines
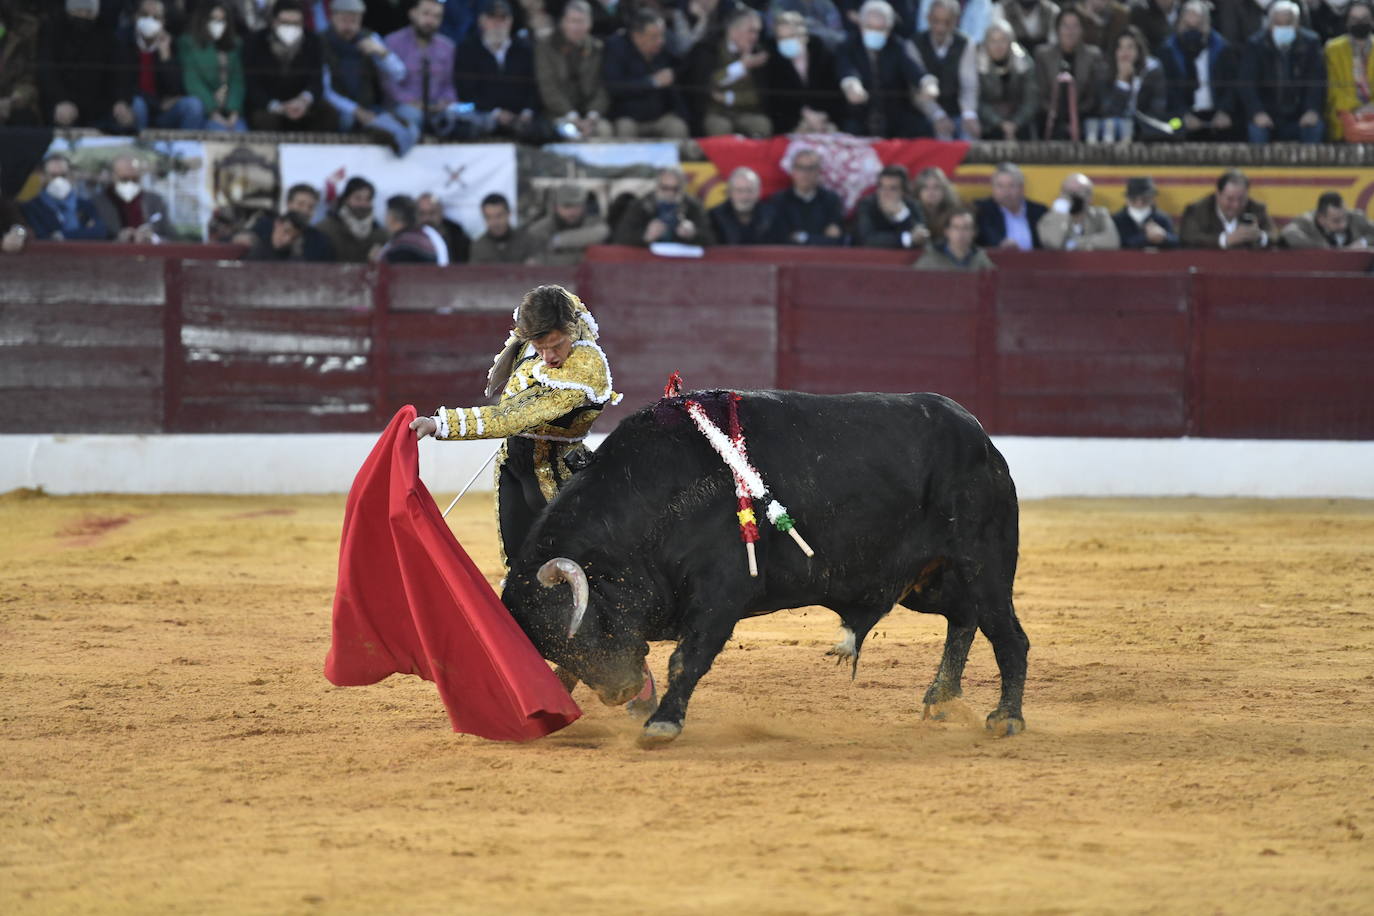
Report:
523,185,610,265
534,0,613,139
1279,192,1374,249
1037,173,1120,251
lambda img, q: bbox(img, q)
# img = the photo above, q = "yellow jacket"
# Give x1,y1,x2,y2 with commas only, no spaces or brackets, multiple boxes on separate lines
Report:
1324,35,1374,141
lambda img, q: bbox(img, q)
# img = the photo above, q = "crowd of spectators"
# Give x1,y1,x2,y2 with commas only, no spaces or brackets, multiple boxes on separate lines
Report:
1,0,1371,145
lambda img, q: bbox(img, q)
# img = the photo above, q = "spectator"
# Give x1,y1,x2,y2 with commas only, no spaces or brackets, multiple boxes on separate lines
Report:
1112,175,1179,249
416,193,472,264
384,0,480,139
1095,27,1167,140
914,207,996,270
1324,0,1374,141
0,1,41,126
1037,172,1120,250
910,0,981,139
20,154,110,242
688,7,773,136
247,183,335,260
226,0,272,34
39,1,125,131
1001,0,1060,51
912,165,961,245
1159,0,1240,140
472,192,539,262
603,9,691,138
838,0,932,137
1311,0,1353,44
767,148,845,245
1,165,29,254
524,184,610,265
244,0,338,131
771,0,848,52
1130,0,1179,55
709,166,778,244
317,176,389,262
613,166,714,246
240,210,310,260
1035,7,1105,139
179,2,248,131
977,17,1040,139
763,11,844,132
1240,1,1326,143
377,195,438,264
534,0,614,139
117,0,207,131
974,161,1047,250
92,154,169,244
456,0,547,142
513,0,556,43
1078,0,1131,53
853,164,923,248
319,0,418,153
1215,0,1285,49
1179,168,1276,249
1279,190,1374,248
669,0,738,58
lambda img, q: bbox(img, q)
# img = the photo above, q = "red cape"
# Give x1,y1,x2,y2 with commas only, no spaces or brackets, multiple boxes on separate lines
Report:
324,406,581,741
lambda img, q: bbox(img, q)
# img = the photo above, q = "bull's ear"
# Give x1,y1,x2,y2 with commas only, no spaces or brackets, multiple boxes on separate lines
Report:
537,558,590,638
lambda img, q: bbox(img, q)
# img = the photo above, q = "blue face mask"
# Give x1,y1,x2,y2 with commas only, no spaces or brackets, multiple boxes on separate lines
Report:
862,28,888,51
1271,25,1296,47
777,37,804,59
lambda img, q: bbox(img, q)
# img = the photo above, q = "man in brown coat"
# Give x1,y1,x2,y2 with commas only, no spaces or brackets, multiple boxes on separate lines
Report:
1179,168,1277,250
1279,192,1374,249
612,167,714,247
534,0,613,139
523,184,609,265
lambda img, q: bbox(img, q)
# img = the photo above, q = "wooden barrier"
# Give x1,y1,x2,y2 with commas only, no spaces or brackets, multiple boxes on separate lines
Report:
1,249,1371,439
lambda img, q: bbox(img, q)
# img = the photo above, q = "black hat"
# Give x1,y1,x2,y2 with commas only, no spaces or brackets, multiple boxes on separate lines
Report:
482,0,514,17
1125,176,1156,198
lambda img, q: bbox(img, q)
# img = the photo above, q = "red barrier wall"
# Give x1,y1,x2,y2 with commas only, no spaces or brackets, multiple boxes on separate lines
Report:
2,249,1371,439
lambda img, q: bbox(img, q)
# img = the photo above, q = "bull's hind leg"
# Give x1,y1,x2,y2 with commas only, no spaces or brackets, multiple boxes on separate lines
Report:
976,587,1029,737
638,614,736,749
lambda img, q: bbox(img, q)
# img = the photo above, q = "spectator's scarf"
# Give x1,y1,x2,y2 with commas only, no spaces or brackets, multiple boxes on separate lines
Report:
39,188,79,232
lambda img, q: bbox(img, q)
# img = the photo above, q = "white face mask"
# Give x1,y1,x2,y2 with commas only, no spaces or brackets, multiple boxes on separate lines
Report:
1127,205,1153,223
862,29,888,51
115,180,142,203
778,37,805,59
275,23,304,45
46,177,73,201
137,16,162,40
208,20,227,40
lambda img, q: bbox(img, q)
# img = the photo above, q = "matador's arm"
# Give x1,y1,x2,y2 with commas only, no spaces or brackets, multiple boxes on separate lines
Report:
434,385,589,441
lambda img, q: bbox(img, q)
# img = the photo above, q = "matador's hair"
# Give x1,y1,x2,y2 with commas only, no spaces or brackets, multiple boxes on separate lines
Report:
485,285,582,398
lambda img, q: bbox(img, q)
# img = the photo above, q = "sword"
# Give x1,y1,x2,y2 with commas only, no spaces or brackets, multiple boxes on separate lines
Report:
441,443,503,518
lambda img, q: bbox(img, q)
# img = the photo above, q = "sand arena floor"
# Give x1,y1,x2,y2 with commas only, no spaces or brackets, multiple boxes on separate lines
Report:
1,490,1372,915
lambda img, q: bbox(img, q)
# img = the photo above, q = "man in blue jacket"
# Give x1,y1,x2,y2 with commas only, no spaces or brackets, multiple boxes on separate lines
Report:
973,162,1047,251
1112,176,1179,250
455,0,548,142
1238,0,1326,143
837,0,931,137
20,154,109,242
1158,0,1240,141
767,148,846,245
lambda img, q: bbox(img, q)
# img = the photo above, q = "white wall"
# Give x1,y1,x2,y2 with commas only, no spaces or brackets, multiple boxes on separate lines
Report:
2,434,1372,499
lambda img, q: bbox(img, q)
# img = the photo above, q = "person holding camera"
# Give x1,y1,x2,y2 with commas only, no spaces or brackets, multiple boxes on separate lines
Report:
1179,168,1275,249
1037,172,1120,251
611,167,714,247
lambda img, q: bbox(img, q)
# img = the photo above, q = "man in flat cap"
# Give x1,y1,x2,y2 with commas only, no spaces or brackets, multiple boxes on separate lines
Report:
1112,176,1179,249
524,185,610,266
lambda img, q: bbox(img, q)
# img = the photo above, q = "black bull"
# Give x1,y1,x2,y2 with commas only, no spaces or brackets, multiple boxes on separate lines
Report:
501,390,1029,747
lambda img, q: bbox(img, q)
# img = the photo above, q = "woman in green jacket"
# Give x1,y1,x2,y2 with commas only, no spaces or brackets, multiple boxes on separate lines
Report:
177,1,246,131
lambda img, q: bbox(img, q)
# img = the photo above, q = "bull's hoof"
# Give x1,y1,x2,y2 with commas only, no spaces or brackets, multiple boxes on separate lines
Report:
986,710,1026,737
637,721,682,749
825,627,857,665
921,703,948,722
625,695,658,719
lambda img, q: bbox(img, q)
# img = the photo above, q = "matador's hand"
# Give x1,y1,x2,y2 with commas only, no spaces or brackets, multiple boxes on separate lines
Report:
410,416,437,439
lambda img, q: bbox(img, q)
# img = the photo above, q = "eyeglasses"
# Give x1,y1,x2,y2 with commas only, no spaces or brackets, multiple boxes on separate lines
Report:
793,163,820,172
657,184,681,193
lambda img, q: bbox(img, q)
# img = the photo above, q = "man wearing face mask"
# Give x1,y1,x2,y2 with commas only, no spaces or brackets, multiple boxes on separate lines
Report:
763,11,843,132
1160,0,1240,140
38,0,126,131
838,0,933,137
116,0,207,131
1323,0,1374,140
1280,191,1374,248
92,154,169,244
1036,172,1119,251
316,176,389,263
1112,176,1179,250
1239,0,1326,142
20,154,109,242
244,0,338,132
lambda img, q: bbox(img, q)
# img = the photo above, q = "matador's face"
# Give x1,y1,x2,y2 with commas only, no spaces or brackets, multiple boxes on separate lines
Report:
530,330,573,369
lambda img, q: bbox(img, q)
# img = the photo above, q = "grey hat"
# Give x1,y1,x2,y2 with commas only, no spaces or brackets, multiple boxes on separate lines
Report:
332,0,367,12
66,0,100,14
554,184,585,207
1125,176,1157,198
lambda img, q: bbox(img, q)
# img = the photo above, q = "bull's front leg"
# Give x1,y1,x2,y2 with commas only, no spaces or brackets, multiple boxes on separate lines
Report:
638,615,736,749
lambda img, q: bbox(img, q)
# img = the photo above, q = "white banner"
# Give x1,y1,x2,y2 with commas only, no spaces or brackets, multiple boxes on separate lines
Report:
278,143,518,239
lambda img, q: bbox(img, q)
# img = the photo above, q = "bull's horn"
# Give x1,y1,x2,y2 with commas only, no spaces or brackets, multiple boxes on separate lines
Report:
537,558,590,638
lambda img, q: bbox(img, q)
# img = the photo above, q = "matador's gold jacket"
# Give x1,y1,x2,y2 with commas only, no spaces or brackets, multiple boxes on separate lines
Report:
431,317,621,504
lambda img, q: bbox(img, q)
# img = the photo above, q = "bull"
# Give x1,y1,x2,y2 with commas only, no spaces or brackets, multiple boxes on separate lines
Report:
501,390,1029,747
